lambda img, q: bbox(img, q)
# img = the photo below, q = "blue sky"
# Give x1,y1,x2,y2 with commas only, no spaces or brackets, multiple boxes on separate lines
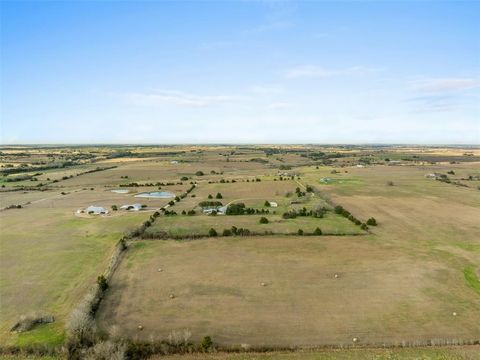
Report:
1,1,479,144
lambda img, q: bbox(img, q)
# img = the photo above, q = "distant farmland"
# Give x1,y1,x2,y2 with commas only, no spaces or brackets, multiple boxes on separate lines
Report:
1,145,479,359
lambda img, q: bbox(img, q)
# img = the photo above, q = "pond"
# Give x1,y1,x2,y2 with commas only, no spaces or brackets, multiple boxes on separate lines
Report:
134,191,175,199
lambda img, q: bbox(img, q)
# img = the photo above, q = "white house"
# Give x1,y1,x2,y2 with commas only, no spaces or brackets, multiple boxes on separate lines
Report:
85,206,108,215
120,203,143,211
269,201,278,208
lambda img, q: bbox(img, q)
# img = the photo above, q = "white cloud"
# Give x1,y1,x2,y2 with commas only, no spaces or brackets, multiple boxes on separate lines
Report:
267,102,292,110
243,1,296,34
249,84,284,95
285,65,380,79
412,78,480,92
406,95,457,113
198,40,236,50
285,65,334,79
114,90,243,108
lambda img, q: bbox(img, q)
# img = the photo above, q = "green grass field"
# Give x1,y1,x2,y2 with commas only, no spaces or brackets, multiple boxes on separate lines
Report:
0,205,147,346
146,212,363,237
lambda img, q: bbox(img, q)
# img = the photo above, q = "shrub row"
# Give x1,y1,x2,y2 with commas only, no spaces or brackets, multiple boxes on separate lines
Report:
199,200,223,207
282,207,327,219
119,181,182,187
225,203,260,215
334,205,371,230
142,227,353,240
65,231,133,358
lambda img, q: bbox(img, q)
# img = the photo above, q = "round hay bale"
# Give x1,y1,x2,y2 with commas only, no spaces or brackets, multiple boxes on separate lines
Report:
138,325,143,330
158,268,163,272
353,337,358,343
241,343,251,350
261,282,266,287
169,294,175,299
334,274,339,279
452,312,457,316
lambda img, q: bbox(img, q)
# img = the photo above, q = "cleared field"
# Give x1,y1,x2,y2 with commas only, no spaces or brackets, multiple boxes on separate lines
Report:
146,212,363,236
0,199,148,346
300,163,480,256
97,235,480,346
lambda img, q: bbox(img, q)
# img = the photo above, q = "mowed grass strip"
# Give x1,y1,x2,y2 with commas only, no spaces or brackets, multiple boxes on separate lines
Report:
464,266,480,296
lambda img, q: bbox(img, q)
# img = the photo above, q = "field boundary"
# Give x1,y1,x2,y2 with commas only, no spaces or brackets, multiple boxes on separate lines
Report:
140,231,368,240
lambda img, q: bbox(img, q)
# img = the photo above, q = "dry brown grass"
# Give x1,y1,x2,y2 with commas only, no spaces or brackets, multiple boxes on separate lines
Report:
97,235,480,347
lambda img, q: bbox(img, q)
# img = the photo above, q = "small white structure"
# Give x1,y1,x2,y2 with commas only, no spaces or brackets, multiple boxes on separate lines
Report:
203,206,226,215
320,177,332,184
170,160,179,164
120,203,143,211
111,189,129,194
425,173,443,179
356,164,365,168
269,201,278,208
388,160,401,166
85,206,108,215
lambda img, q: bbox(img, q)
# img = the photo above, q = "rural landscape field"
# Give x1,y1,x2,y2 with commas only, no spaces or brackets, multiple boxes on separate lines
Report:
1,1,479,359
0,145,479,359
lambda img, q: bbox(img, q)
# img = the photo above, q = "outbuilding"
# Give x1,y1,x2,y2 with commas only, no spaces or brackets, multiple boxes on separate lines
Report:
120,203,143,211
85,206,108,215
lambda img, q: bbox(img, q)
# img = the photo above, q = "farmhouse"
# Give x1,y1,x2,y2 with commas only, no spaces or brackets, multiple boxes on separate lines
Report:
84,205,108,215
120,203,143,211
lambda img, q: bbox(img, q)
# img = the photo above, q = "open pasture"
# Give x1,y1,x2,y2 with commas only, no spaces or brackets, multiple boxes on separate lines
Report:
170,179,309,213
0,205,148,346
1,145,479,356
146,212,363,237
97,235,480,346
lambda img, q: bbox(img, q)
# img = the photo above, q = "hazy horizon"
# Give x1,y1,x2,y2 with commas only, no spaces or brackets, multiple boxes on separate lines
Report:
1,1,479,144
